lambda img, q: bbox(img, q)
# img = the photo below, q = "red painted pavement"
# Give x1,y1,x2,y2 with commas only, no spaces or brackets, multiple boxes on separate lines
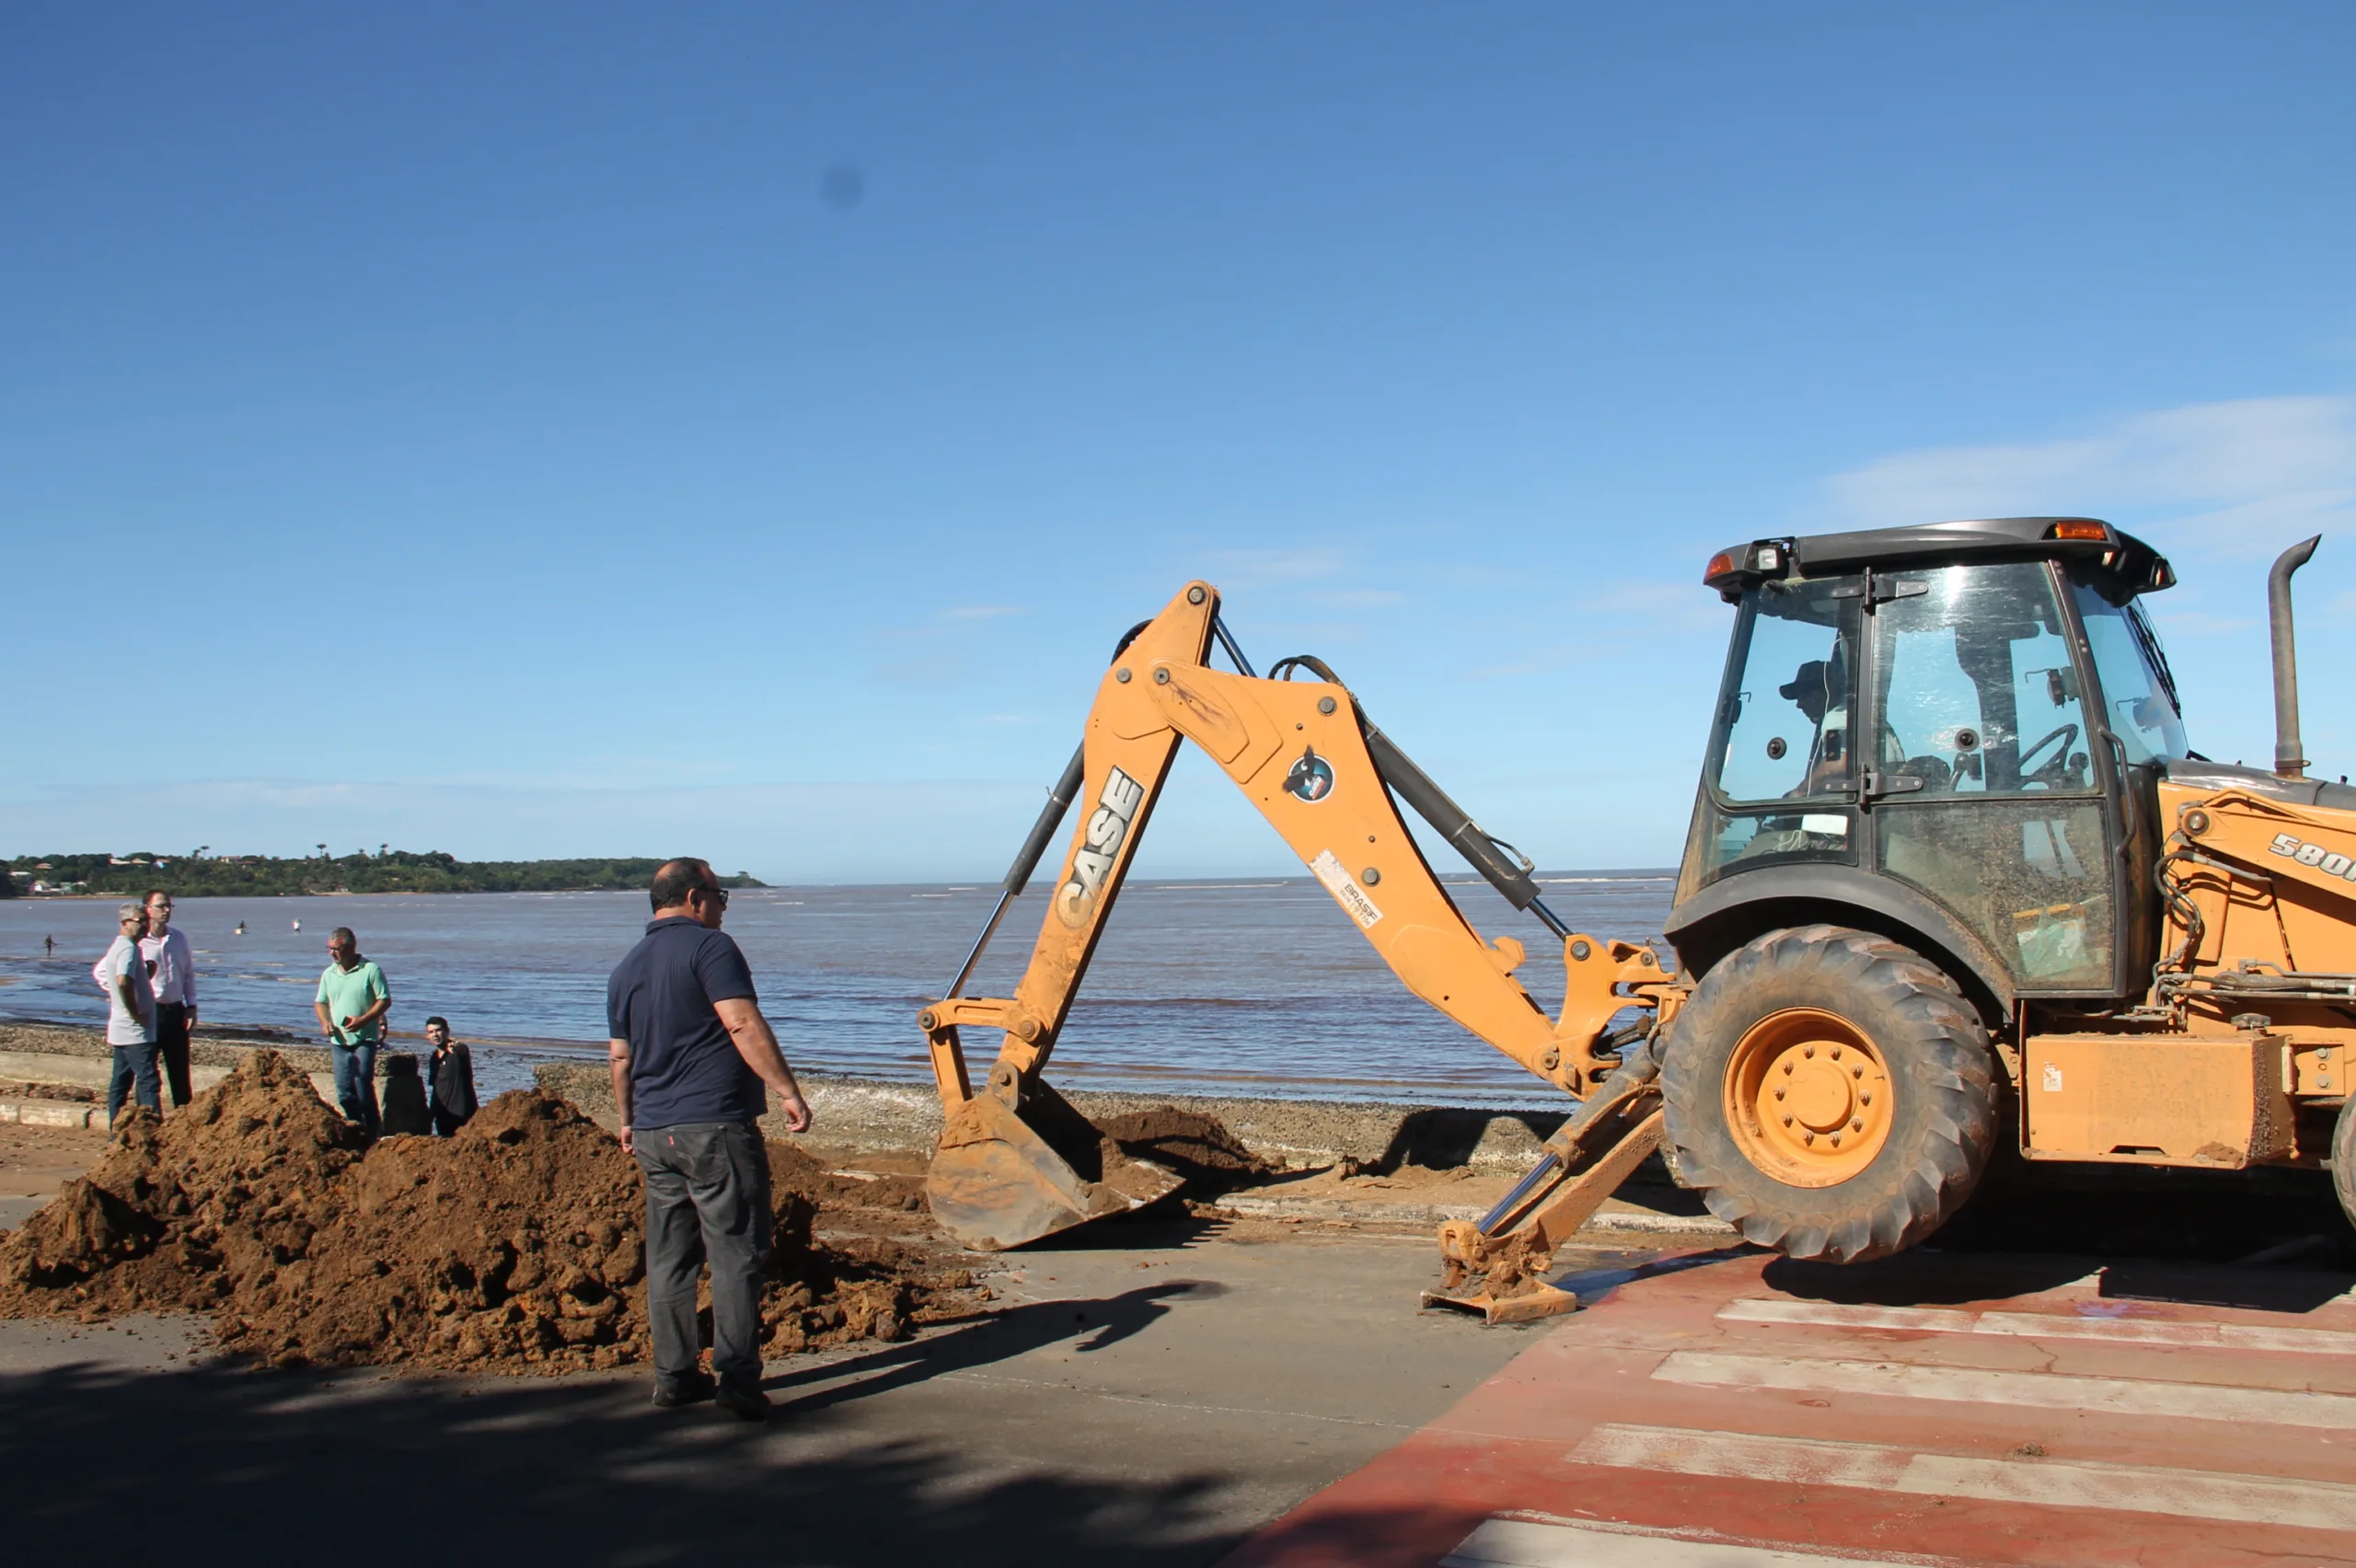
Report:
1222,1248,2356,1568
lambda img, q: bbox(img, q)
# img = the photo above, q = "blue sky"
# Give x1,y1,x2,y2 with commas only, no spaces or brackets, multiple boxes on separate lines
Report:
6,4,2353,882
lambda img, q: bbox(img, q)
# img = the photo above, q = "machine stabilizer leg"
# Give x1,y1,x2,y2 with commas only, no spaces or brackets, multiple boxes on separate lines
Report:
1423,1060,1666,1323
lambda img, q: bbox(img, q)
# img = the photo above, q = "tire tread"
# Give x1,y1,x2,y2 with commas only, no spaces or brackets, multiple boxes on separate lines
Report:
1661,925,1997,1263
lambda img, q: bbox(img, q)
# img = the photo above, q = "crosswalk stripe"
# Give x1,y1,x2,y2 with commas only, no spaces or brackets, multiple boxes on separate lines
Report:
1720,1297,2356,1356
1443,1516,1929,1567
1654,1350,2356,1427
1569,1424,2356,1532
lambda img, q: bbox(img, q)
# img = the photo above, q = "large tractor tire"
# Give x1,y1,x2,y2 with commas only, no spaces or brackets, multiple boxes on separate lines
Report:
1660,924,1999,1263
2331,1095,2356,1234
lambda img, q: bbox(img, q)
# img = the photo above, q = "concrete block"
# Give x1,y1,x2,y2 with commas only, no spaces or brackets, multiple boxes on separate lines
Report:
0,1100,101,1129
0,1052,110,1090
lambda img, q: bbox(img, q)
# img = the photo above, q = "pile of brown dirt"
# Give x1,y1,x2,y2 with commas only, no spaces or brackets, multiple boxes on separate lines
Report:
769,1142,928,1215
0,1051,973,1373
1099,1108,1274,1191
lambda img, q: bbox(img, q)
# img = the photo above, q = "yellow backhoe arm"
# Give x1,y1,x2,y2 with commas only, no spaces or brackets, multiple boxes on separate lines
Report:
920,581,1678,1296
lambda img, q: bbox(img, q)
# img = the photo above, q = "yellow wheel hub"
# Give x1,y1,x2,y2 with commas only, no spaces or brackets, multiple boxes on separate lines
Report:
1723,1008,1892,1188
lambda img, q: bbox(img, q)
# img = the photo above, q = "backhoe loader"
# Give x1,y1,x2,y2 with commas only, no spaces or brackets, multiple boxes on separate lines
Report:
920,518,2356,1321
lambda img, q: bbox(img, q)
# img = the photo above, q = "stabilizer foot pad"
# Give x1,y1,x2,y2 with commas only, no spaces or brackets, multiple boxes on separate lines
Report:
1421,1282,1581,1325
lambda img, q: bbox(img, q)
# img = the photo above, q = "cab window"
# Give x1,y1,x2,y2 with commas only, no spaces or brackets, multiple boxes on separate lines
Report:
1872,562,2093,796
1714,580,1856,802
2070,582,2189,764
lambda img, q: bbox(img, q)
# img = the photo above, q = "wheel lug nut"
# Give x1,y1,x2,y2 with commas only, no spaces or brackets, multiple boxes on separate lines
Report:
1782,1114,1794,1126
1774,1088,1786,1100
1859,1092,1872,1105
1803,1132,1815,1145
1782,1063,1794,1075
1831,1047,1842,1060
1803,1045,1815,1058
1853,1066,1864,1078
1851,1118,1864,1132
1829,1134,1842,1147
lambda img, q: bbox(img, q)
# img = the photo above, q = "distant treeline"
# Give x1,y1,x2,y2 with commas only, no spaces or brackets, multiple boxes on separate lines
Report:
6,850,765,898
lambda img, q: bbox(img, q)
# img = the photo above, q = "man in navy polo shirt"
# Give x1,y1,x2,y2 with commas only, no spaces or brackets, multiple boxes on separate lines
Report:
607,858,812,1420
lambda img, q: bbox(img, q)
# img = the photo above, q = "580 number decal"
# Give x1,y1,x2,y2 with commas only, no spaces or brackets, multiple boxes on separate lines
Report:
2269,832,2356,883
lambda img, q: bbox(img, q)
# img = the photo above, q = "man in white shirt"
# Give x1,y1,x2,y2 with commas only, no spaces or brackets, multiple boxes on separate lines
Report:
93,902,159,1123
141,889,199,1108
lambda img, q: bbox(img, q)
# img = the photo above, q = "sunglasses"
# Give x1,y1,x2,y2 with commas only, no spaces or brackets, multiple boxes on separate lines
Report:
701,885,730,910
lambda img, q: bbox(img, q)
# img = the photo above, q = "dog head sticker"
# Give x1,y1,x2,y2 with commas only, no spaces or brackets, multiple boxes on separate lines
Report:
1283,745,1335,804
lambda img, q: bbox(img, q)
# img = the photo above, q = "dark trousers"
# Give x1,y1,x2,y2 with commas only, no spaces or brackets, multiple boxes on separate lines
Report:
331,1041,381,1137
431,1105,470,1137
633,1122,773,1393
155,1003,192,1108
107,1043,161,1124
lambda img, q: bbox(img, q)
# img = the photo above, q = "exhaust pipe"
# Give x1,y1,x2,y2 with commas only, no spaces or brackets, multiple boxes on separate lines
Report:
2270,536,2322,779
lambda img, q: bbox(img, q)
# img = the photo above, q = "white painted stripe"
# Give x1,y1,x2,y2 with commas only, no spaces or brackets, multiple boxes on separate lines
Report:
1655,1350,2356,1427
1443,1516,1929,1567
1571,1424,2356,1533
1976,1310,2356,1356
1722,1300,1979,1335
1721,1297,2356,1356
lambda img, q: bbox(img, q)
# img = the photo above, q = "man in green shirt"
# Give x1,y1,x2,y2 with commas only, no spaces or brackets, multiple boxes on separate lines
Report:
314,926,390,1138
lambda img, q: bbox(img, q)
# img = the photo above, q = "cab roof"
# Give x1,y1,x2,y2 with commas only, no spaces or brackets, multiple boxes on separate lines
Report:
1703,516,2175,602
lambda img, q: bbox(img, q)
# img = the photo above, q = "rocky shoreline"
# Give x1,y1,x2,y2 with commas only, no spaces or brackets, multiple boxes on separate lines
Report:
0,1020,1576,1172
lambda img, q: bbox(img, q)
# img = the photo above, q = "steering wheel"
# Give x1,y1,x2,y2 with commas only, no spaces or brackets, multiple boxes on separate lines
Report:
2017,721,2081,784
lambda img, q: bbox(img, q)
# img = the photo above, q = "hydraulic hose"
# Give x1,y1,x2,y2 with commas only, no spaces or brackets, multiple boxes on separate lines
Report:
1275,653,1568,938
1361,723,1565,935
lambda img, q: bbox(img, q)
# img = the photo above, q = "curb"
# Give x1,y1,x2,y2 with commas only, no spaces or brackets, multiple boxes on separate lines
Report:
1208,1191,1737,1237
0,1098,109,1129
0,1078,341,1128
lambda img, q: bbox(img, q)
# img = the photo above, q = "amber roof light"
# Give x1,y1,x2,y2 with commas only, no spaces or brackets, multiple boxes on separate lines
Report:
2048,519,2111,542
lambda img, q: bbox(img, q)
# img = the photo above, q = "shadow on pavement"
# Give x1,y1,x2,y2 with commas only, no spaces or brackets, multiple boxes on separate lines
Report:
1762,1248,2356,1315
769,1280,1216,1410
1744,1154,2356,1313
1553,1246,1758,1307
0,1285,1253,1568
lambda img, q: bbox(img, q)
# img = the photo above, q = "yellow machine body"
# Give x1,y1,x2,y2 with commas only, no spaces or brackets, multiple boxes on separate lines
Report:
922,528,2356,1318
919,581,1675,1289
2009,780,2356,1168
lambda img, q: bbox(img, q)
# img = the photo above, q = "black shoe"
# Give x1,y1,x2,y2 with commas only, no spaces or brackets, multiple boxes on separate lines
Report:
652,1374,715,1408
713,1382,770,1422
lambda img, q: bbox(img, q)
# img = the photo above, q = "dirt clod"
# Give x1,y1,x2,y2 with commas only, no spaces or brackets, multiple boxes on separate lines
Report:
0,1051,971,1373
1098,1108,1274,1192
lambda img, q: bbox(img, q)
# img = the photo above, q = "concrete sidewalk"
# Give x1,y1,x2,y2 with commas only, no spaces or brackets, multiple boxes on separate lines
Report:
0,1217,1590,1566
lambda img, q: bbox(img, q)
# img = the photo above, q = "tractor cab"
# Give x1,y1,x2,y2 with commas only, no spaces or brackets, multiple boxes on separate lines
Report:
1669,517,2183,1013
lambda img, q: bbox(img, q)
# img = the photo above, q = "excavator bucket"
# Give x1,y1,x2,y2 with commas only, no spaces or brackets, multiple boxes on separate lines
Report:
927,1078,1183,1251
